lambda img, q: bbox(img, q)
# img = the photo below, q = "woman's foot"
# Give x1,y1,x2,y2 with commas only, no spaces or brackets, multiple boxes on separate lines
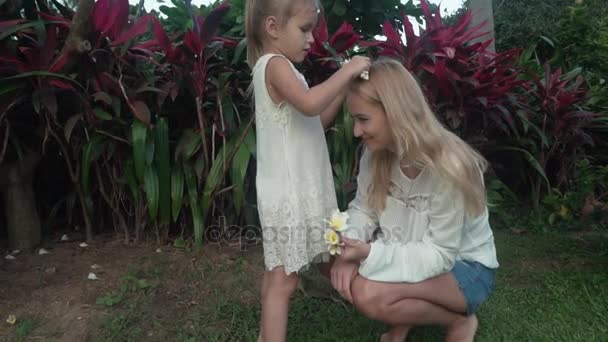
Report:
380,325,411,342
446,314,478,342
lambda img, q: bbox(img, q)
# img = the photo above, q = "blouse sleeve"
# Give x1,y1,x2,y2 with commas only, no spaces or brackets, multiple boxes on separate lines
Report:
358,180,466,283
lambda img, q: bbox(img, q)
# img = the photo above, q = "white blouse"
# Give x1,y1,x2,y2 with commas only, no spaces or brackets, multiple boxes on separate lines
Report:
343,149,499,283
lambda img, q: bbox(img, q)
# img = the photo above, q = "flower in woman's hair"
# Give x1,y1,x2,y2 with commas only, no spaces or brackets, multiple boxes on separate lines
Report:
327,210,350,232
324,229,340,246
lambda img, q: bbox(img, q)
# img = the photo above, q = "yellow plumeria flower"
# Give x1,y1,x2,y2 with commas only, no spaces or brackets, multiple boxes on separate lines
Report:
6,315,16,325
324,229,340,246
328,244,342,256
328,210,350,232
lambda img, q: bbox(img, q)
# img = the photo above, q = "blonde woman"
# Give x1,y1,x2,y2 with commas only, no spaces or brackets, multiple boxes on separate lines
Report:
331,58,499,342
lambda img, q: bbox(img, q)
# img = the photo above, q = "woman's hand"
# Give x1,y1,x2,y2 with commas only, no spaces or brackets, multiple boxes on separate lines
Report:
330,257,359,302
340,237,371,262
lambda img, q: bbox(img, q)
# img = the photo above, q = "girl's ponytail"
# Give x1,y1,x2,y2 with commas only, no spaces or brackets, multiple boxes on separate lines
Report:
245,0,265,68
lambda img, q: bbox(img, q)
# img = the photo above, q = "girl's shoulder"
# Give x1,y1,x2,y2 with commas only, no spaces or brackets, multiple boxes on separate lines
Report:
253,53,294,73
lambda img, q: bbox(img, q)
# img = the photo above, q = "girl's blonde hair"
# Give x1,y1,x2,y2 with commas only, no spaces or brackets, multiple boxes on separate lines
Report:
351,58,488,216
245,0,320,68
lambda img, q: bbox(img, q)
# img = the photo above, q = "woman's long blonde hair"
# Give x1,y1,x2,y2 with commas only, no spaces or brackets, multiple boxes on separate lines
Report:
244,0,320,68
351,58,488,216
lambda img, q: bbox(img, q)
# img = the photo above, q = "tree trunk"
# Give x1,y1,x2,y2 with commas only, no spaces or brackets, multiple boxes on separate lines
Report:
469,0,496,52
0,151,41,251
58,0,95,72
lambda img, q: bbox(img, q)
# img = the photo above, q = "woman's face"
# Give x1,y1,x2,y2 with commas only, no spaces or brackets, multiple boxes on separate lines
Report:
346,91,394,152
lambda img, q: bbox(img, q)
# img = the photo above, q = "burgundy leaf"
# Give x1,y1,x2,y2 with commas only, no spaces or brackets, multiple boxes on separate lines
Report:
37,12,71,28
0,19,27,30
199,1,231,47
129,100,151,125
112,14,154,45
329,21,359,53
382,20,402,47
213,37,238,48
184,30,202,54
91,0,111,33
49,52,70,72
153,18,172,55
314,15,328,44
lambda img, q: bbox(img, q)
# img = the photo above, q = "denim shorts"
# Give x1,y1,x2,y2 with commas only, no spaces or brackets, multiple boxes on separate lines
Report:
451,260,496,315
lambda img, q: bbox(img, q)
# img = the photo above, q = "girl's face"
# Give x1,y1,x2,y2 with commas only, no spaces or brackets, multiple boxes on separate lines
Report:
347,91,394,152
271,1,317,63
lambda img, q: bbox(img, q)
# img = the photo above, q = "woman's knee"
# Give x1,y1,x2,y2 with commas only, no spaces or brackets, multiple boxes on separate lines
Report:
351,276,385,320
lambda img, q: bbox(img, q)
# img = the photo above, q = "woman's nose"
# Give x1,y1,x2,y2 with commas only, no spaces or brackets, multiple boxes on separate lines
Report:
353,122,363,138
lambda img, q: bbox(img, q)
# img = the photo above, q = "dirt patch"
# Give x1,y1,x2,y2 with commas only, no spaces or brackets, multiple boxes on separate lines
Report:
0,237,266,341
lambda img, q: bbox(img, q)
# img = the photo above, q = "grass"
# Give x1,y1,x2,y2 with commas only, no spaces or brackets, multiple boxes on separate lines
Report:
96,229,608,342
13,318,36,341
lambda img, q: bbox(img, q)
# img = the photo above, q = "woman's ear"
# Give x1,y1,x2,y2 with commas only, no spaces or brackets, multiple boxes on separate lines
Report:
265,16,280,39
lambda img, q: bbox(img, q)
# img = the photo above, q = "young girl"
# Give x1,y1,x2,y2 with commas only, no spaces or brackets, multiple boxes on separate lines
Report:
331,58,499,342
244,0,370,341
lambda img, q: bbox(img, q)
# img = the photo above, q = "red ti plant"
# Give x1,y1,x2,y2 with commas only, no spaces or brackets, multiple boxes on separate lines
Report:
520,64,598,190
374,0,524,144
153,1,233,176
302,15,360,86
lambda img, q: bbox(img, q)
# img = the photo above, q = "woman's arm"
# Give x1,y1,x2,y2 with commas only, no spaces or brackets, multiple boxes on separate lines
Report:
357,181,467,283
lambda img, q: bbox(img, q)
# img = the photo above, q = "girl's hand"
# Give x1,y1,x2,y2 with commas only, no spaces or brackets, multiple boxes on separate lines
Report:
330,258,359,302
340,237,371,262
343,56,371,79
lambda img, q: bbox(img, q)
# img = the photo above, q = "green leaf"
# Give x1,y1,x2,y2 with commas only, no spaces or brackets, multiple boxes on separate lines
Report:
32,89,41,114
143,165,159,220
201,141,232,221
145,132,156,166
184,163,203,251
495,146,551,191
111,95,122,117
1,71,84,90
244,128,256,158
125,158,139,200
132,120,147,182
136,86,166,94
332,0,347,17
230,133,252,214
0,83,24,96
231,38,247,65
171,163,184,222
64,115,80,142
173,237,186,249
154,118,171,225
81,135,106,194
175,129,200,161
0,21,49,40
94,108,112,120
93,92,112,105
96,293,123,307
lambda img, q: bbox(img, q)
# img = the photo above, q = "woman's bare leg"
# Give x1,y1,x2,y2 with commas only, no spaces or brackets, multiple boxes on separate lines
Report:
350,274,477,342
